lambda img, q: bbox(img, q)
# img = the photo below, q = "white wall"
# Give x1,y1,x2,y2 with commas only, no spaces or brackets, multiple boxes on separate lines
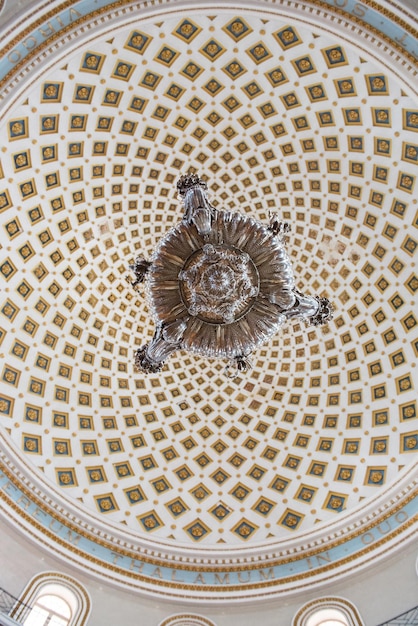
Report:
0,518,416,626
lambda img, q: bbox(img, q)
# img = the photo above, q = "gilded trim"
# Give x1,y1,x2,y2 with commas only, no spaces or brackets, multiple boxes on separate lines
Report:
293,596,364,626
1,457,417,598
0,0,417,96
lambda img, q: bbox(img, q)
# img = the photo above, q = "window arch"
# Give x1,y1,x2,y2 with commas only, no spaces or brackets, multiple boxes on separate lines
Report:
13,573,90,626
158,614,217,626
293,597,365,626
23,592,72,626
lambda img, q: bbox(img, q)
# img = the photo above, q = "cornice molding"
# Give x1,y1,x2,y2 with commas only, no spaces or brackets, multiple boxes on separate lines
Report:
0,0,417,109
1,434,417,601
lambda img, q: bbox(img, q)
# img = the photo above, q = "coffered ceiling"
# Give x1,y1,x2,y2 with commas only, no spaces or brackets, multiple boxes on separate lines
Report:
0,0,417,600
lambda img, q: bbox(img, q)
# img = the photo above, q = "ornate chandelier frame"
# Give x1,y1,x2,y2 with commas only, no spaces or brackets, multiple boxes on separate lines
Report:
129,174,333,376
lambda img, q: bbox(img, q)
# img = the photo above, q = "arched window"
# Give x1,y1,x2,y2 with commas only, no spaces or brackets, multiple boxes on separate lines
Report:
23,589,72,626
13,573,90,626
293,598,364,626
158,614,217,626
305,607,349,626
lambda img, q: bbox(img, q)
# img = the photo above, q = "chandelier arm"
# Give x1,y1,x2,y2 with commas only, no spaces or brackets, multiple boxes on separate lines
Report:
127,256,151,289
177,173,216,236
134,319,188,373
268,212,291,240
280,291,320,320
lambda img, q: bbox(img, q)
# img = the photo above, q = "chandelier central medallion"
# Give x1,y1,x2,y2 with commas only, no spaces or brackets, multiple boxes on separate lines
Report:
179,243,259,323
129,174,333,376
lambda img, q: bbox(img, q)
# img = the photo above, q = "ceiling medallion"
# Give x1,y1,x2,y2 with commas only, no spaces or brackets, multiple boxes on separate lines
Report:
129,174,333,376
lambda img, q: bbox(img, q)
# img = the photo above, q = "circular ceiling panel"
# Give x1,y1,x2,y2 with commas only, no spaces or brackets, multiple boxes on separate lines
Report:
0,6,417,557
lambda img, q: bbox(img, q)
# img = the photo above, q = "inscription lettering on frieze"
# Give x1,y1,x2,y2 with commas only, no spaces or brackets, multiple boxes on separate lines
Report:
330,0,367,16
2,0,416,74
360,511,409,545
129,559,144,574
214,573,230,585
259,568,275,581
0,471,415,587
306,552,331,570
7,9,82,65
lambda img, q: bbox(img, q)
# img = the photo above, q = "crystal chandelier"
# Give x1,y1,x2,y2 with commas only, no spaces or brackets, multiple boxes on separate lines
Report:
129,174,333,376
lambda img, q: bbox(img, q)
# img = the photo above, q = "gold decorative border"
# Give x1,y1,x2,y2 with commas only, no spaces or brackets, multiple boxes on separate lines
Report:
1,457,417,596
311,0,418,67
293,596,364,625
0,0,77,44
3,485,417,599
362,0,418,28
159,615,216,626
17,571,91,625
0,0,417,98
0,0,417,601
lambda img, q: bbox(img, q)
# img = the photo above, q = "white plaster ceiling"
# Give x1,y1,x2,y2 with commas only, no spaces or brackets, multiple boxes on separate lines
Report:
0,3,417,551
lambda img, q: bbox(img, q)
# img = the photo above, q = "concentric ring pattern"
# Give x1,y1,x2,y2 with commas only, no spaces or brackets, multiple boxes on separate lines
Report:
0,10,417,547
